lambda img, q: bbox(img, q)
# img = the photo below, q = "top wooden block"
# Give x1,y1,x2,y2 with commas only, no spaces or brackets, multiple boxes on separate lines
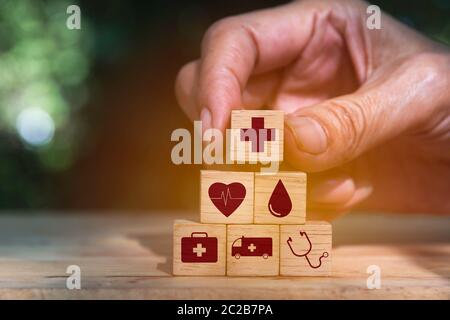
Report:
229,110,284,163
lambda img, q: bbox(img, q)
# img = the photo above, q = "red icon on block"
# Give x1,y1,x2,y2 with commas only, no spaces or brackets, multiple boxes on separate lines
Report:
231,236,272,259
240,117,275,152
181,232,218,263
287,230,329,269
268,179,292,218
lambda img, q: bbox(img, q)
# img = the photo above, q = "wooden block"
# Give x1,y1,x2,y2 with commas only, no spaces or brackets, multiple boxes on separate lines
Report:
254,171,306,224
173,220,226,276
229,110,284,163
280,222,332,276
201,170,254,224
227,224,279,276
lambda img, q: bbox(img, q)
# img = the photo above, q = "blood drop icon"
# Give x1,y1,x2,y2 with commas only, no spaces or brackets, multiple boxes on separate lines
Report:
268,179,292,217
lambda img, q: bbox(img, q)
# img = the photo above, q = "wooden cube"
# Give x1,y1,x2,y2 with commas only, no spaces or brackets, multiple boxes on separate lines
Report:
229,110,284,163
173,220,226,276
280,222,332,276
201,170,254,224
227,224,279,276
254,172,306,224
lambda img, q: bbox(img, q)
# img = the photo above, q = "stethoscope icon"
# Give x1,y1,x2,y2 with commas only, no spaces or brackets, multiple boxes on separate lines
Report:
286,231,329,269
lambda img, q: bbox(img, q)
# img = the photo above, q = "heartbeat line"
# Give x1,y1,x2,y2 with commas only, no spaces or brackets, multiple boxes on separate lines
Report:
210,188,245,206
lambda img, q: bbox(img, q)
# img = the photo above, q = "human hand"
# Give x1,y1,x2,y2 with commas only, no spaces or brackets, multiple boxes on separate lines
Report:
175,0,450,219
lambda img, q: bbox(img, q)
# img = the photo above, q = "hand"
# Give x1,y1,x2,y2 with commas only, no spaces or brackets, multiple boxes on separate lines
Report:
175,0,450,219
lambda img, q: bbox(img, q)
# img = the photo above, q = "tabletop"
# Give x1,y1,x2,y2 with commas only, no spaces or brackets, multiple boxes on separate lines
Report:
0,211,449,299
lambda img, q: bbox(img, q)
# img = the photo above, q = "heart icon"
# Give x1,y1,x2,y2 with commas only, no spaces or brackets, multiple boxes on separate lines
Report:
208,182,246,217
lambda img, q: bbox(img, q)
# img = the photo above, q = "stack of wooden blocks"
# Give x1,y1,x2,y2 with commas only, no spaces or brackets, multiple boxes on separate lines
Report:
173,110,332,276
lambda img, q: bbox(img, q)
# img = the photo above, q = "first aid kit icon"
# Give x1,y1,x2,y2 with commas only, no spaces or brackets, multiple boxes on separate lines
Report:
181,232,218,263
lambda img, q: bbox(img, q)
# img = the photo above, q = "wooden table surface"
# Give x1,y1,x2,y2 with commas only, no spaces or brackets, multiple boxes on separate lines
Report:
0,211,449,299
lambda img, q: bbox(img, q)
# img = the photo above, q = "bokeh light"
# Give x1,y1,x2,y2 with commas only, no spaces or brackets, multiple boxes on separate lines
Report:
16,107,55,147
0,0,91,156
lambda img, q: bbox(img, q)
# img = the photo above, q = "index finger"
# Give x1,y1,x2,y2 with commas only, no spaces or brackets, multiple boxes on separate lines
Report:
198,1,318,131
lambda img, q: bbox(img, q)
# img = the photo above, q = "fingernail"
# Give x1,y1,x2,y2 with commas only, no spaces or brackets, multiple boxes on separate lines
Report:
345,184,373,207
200,108,212,134
286,116,327,154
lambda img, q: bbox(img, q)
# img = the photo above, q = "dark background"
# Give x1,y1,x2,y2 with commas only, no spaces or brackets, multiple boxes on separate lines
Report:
0,0,449,212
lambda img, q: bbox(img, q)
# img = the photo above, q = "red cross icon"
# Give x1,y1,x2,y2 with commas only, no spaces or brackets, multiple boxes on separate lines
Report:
240,117,275,152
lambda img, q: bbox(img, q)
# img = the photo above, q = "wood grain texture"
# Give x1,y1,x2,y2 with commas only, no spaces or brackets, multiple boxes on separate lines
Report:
0,212,449,299
280,222,332,276
200,170,254,224
227,225,279,276
254,172,306,224
173,220,226,276
230,110,284,163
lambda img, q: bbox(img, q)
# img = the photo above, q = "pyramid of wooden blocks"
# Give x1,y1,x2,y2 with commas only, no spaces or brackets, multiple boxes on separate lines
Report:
173,110,332,277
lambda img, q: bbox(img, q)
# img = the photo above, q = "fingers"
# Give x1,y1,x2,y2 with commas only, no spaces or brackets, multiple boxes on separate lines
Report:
306,186,373,221
176,58,281,123
308,171,372,211
309,174,356,205
194,1,318,131
285,54,447,172
241,71,281,109
175,60,201,121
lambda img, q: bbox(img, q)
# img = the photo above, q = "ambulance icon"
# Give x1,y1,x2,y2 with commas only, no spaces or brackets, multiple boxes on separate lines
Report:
181,232,218,263
231,236,272,259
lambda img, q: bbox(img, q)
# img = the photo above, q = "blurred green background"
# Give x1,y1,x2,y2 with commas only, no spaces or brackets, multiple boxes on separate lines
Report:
0,0,449,211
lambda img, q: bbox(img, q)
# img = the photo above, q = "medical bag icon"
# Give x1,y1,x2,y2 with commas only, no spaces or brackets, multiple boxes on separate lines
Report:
231,236,272,259
287,230,329,269
181,232,218,263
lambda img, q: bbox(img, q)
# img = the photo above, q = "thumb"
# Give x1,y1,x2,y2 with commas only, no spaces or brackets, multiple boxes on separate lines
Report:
284,94,394,172
284,61,443,172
